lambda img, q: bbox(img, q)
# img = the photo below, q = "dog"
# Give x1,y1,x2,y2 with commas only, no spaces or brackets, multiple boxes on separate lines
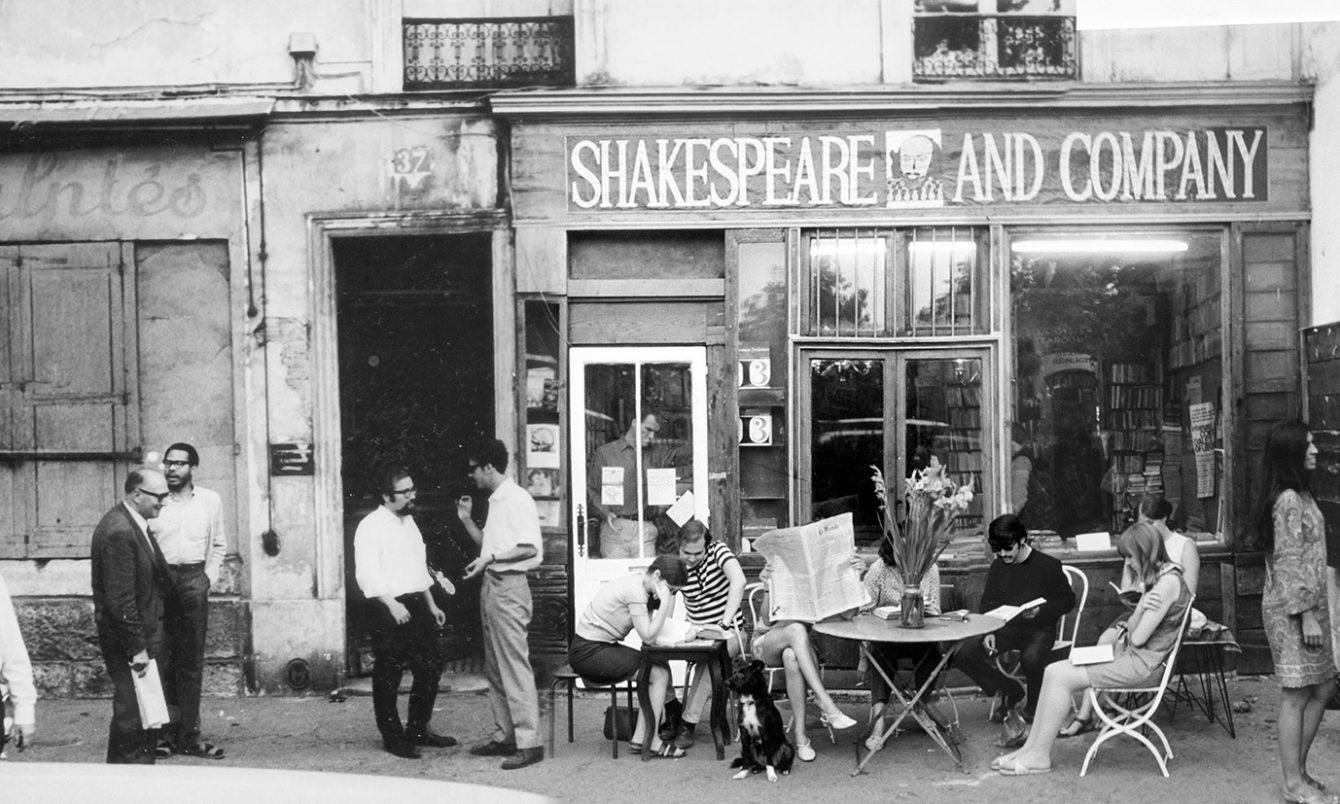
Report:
727,659,794,782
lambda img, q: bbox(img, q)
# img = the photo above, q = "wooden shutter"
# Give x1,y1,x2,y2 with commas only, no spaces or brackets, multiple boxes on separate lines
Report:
0,247,20,556
3,243,138,558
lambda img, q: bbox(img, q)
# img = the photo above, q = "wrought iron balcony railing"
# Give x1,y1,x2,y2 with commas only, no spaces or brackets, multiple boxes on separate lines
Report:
404,17,575,90
913,14,1077,80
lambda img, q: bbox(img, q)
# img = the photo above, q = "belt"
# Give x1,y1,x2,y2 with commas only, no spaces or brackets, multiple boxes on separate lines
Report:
170,562,206,570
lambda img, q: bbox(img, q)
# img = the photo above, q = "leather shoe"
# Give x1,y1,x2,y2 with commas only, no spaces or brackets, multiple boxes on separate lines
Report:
408,729,458,748
500,746,544,770
469,739,517,757
383,739,422,759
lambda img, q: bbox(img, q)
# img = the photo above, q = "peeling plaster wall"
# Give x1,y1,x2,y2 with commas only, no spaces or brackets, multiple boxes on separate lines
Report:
0,0,378,91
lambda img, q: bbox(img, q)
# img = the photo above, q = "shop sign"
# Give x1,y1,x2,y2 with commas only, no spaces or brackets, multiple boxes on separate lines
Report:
269,442,315,476
567,126,1267,211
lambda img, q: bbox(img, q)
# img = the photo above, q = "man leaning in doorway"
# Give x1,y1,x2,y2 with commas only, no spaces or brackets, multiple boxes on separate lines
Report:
354,466,454,760
458,438,544,770
587,411,662,558
91,467,171,764
150,442,226,760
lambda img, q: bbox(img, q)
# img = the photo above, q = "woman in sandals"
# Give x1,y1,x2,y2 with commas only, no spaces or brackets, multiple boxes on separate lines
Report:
993,522,1190,775
1256,420,1334,804
568,555,689,757
753,561,859,761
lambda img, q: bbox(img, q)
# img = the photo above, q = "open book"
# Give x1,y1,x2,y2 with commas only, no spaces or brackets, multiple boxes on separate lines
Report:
1108,581,1141,607
983,597,1046,623
1069,644,1115,665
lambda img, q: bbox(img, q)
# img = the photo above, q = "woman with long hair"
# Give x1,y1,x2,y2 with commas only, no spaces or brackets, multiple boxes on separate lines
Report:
568,554,689,757
1257,420,1333,804
994,522,1190,775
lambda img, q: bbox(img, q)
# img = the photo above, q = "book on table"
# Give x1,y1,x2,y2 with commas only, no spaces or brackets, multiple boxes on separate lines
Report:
982,597,1047,623
871,605,901,620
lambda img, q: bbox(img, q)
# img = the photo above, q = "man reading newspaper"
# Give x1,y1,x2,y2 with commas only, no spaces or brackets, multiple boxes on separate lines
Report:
955,514,1075,722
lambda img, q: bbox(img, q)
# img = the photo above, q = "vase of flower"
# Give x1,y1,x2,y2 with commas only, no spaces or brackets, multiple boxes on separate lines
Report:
900,584,925,629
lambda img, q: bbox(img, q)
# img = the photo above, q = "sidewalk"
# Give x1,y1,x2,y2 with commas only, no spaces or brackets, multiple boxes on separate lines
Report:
9,672,1336,803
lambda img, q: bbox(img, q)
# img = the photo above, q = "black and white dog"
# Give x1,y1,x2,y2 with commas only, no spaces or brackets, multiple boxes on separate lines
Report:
727,659,795,782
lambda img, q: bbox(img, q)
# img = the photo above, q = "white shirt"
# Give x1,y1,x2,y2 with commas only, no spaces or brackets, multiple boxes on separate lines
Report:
151,485,227,585
353,505,433,599
0,572,36,727
483,477,543,574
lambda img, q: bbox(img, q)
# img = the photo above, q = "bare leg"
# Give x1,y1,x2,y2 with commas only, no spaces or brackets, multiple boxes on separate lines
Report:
631,664,670,750
1008,660,1091,769
1064,627,1120,727
756,623,840,714
782,649,808,745
1300,678,1338,787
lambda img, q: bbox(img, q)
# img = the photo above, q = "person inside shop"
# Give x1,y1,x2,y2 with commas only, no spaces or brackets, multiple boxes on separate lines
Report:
859,534,944,737
1010,423,1052,530
993,521,1191,776
586,412,665,559
954,514,1076,722
567,555,689,758
752,560,860,761
664,519,747,751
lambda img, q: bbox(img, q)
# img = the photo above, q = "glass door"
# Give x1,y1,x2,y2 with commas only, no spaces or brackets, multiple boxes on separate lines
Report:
569,346,709,634
799,348,992,545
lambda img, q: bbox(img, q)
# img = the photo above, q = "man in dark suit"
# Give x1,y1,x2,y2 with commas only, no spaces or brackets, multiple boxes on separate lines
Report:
91,467,172,764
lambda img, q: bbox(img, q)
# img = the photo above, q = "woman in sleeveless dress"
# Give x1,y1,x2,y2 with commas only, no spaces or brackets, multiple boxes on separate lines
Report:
994,522,1191,775
1257,420,1334,804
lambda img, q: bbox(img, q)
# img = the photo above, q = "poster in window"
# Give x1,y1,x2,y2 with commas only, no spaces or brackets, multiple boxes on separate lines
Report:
526,423,560,469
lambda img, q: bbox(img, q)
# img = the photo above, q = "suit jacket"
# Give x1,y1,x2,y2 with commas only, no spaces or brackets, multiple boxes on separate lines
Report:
91,502,170,661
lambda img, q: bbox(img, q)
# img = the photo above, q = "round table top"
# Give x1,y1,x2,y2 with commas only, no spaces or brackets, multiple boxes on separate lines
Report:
812,613,1003,644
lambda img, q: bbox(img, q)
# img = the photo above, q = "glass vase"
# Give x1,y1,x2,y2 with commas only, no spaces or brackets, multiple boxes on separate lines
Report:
900,584,925,628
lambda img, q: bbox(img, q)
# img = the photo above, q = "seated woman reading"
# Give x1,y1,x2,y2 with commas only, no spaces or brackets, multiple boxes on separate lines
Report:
567,555,689,757
754,561,860,761
860,537,943,729
993,521,1191,775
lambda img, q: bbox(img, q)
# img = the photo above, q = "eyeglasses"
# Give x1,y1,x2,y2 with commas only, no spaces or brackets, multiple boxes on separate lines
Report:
136,488,170,502
389,487,416,497
467,463,482,471
163,460,191,468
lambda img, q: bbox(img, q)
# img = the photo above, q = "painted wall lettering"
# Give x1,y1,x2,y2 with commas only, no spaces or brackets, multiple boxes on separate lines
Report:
565,125,1269,211
0,153,207,221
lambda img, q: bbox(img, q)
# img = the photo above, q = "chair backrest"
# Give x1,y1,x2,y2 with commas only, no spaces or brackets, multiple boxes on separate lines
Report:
1057,565,1089,648
1103,592,1197,695
745,581,766,633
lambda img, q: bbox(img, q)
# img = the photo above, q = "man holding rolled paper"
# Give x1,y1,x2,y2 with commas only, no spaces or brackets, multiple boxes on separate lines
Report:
955,514,1075,721
91,468,173,764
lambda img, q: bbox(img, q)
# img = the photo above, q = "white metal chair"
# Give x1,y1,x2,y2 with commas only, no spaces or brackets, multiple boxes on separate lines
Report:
991,564,1089,715
744,581,784,694
1079,595,1198,777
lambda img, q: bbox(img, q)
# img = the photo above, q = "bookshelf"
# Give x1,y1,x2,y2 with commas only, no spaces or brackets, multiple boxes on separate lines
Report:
1105,362,1164,532
943,381,984,529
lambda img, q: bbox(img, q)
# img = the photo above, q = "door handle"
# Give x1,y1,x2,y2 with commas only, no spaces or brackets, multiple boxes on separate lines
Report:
577,503,587,558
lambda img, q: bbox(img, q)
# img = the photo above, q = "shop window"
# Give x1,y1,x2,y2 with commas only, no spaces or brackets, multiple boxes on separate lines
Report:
1010,231,1224,541
803,227,986,337
521,298,563,531
403,16,575,90
913,0,1077,81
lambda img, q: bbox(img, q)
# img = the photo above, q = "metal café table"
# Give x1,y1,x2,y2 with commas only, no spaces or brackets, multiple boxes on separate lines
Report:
637,638,731,761
813,613,1004,775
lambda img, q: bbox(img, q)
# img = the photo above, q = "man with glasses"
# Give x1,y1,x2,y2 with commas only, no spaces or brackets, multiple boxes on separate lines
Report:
91,467,173,763
353,466,451,759
457,439,544,770
955,514,1076,723
149,442,226,760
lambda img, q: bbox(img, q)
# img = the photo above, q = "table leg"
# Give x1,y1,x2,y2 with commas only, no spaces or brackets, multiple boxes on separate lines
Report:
853,643,963,776
708,648,726,760
637,658,654,762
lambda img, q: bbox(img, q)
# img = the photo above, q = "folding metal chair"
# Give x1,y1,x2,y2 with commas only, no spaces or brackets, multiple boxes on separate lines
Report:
1080,595,1198,777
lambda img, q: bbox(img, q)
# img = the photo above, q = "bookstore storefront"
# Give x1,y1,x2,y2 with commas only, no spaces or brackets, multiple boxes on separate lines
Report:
498,89,1310,659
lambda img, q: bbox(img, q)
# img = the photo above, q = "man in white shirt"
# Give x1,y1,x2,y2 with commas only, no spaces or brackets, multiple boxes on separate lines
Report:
354,467,451,759
457,439,543,770
151,442,227,759
0,570,36,755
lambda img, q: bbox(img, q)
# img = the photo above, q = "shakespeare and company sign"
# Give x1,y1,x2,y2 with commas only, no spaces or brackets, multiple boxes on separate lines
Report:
567,126,1268,211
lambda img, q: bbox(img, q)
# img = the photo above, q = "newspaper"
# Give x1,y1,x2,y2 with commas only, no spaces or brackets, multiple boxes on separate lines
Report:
752,513,870,623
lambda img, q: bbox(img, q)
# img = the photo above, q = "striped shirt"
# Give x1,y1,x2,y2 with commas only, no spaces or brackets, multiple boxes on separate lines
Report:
682,540,744,628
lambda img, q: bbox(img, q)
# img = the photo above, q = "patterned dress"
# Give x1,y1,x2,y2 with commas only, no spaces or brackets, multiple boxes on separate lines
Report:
1262,490,1335,688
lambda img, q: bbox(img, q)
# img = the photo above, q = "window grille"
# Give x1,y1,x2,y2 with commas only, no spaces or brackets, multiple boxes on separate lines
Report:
913,6,1076,81
804,228,984,337
403,17,575,90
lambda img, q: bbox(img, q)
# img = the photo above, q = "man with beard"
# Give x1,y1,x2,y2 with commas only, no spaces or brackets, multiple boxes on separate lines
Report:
354,466,452,759
150,442,227,759
954,514,1075,722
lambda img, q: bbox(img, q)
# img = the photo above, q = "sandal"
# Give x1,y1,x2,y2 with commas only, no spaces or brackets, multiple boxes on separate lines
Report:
1283,785,1337,804
1058,716,1095,738
654,742,687,758
628,742,643,755
181,741,225,760
155,739,175,759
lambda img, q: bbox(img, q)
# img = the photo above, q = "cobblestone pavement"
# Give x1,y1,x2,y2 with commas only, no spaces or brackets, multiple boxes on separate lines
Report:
6,673,1335,804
